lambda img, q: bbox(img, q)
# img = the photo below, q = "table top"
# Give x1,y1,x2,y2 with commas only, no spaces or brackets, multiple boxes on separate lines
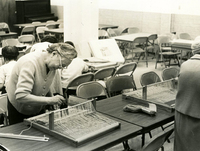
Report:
14,22,62,28
0,32,18,37
99,24,119,30
113,33,154,42
0,116,141,151
96,95,174,132
44,28,64,34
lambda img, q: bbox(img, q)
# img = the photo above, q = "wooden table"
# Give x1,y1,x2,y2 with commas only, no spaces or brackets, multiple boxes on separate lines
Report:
96,95,174,146
0,117,141,151
98,24,119,30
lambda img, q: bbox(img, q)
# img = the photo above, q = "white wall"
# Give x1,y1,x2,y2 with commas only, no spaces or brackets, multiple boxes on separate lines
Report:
99,0,200,16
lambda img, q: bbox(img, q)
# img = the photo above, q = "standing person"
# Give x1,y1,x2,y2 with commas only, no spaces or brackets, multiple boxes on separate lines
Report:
0,46,19,94
6,43,77,125
174,48,200,151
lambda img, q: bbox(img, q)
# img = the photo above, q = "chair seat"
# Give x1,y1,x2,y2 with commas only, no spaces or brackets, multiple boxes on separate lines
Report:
128,47,145,53
161,51,181,55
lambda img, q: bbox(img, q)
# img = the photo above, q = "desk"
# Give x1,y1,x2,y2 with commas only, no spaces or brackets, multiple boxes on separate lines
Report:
96,95,174,146
171,39,195,61
113,33,155,65
113,33,153,42
99,24,119,30
0,118,141,151
14,22,61,28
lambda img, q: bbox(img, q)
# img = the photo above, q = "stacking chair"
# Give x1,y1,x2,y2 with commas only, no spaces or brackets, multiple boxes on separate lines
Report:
178,32,192,40
127,27,140,34
58,23,64,28
106,75,136,97
94,66,116,87
45,24,57,29
125,37,148,67
20,25,35,36
63,73,94,98
195,35,200,41
18,34,35,45
140,71,161,87
57,19,63,23
161,67,180,81
2,39,19,47
146,34,158,59
155,35,181,69
140,127,174,151
113,62,137,87
107,28,117,37
98,30,109,39
0,94,9,127
121,27,140,35
46,20,55,23
31,21,41,24
0,22,10,33
76,81,108,101
36,26,48,42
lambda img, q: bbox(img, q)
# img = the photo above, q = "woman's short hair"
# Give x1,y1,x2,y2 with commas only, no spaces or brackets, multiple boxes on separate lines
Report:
64,41,75,48
2,46,19,60
47,43,77,58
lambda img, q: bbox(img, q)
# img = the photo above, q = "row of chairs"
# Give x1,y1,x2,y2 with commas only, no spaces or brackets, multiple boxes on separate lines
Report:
64,62,137,99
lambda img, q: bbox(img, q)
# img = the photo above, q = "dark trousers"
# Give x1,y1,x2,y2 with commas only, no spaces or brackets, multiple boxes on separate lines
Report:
7,98,44,125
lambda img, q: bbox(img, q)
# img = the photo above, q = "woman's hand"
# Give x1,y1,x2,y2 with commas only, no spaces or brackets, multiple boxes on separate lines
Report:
48,95,66,105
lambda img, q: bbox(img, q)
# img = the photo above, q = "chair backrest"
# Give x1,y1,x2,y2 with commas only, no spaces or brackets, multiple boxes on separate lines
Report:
18,34,35,44
134,37,148,44
66,73,94,90
178,32,192,40
32,21,41,24
36,26,48,42
107,28,117,37
2,39,19,47
195,35,200,41
94,66,116,80
76,81,108,99
127,27,140,34
21,25,35,35
148,34,158,44
57,19,63,23
157,35,171,51
46,20,55,23
45,24,57,29
98,30,109,39
140,127,174,151
59,23,64,28
162,67,180,81
106,75,136,97
0,94,8,114
0,22,10,32
113,62,137,77
140,71,161,86
0,93,8,126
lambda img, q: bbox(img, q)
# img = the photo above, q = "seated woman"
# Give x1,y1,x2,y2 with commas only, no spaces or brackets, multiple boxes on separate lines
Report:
0,46,19,94
61,41,89,96
0,46,19,125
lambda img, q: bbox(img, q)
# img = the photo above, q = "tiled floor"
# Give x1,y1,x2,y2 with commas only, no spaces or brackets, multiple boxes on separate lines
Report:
106,56,177,151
